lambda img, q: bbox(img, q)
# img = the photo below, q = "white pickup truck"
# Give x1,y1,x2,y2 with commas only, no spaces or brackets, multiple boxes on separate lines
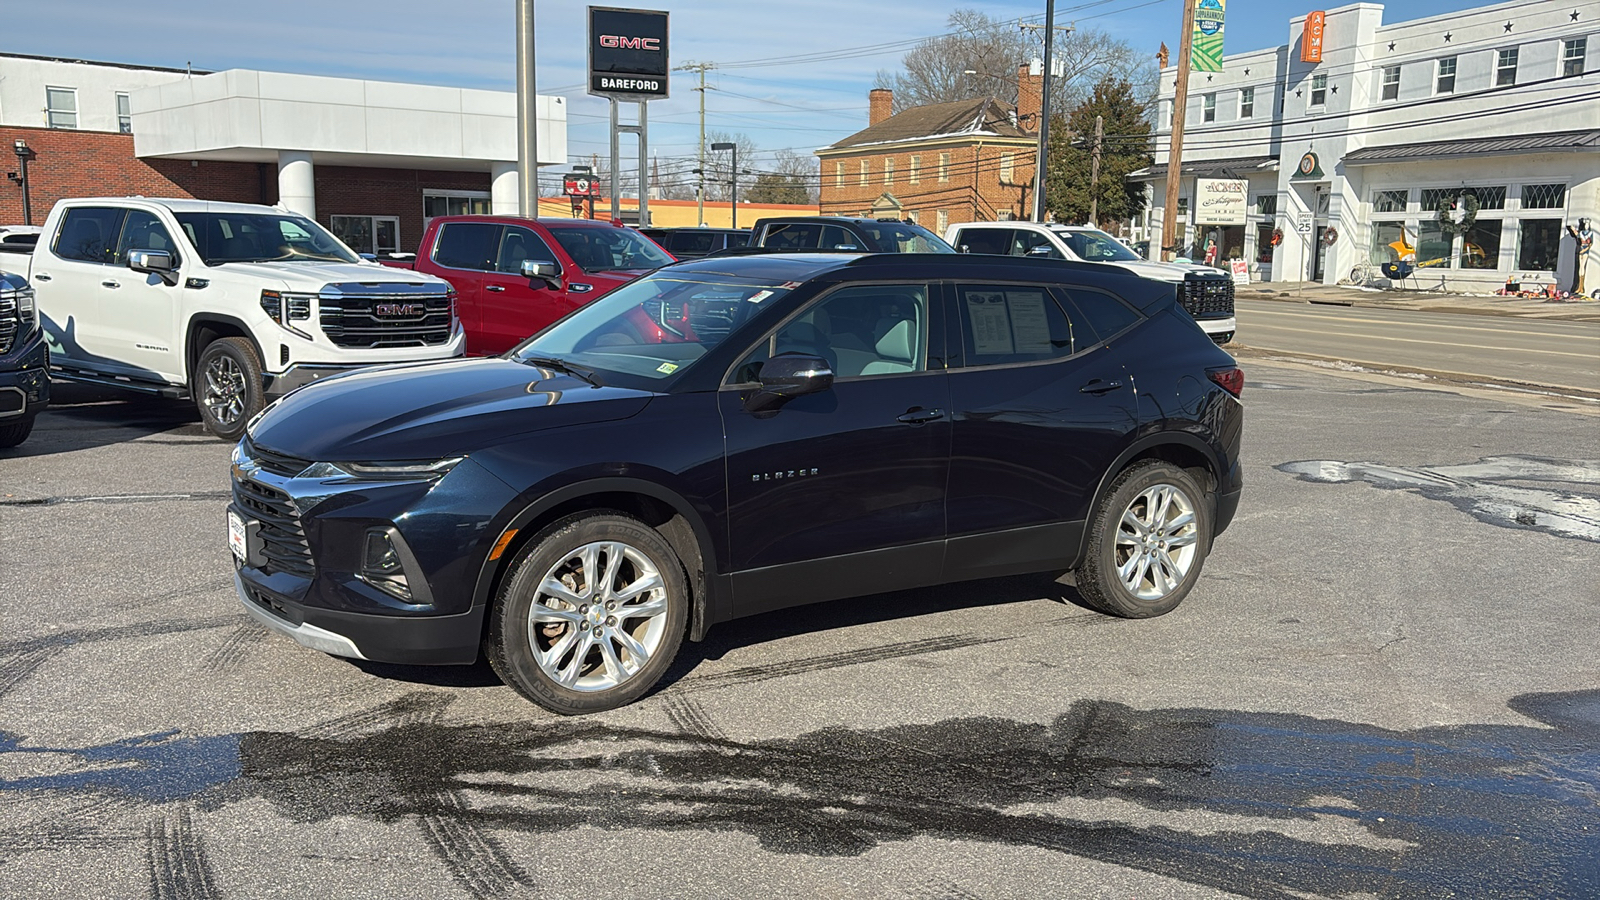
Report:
27,198,465,439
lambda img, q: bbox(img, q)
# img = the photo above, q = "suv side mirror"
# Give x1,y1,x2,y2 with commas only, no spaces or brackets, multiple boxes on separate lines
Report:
521,258,562,288
747,353,833,411
128,249,179,285
1026,244,1055,258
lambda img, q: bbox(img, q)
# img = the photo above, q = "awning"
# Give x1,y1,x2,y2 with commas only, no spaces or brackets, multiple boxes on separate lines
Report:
1128,156,1278,181
1342,130,1600,166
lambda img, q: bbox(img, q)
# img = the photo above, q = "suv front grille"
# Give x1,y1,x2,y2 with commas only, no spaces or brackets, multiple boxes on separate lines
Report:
233,477,315,579
1180,276,1235,320
242,437,312,478
320,292,453,348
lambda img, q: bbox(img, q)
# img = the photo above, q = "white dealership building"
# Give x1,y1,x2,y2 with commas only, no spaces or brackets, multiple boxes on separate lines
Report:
1136,0,1598,292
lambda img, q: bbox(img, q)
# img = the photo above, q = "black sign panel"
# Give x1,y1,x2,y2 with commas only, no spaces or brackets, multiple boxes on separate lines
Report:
588,7,670,100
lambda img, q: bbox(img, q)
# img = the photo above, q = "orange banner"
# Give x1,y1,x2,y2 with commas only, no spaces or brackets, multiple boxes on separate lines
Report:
1302,11,1326,63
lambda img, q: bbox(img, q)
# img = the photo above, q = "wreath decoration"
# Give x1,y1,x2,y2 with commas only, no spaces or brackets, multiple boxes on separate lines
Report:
1437,190,1480,236
1322,227,1339,246
1270,228,1284,246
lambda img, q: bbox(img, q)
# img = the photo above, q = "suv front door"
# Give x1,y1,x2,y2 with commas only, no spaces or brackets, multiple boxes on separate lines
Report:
105,209,184,382
478,224,573,354
720,282,951,615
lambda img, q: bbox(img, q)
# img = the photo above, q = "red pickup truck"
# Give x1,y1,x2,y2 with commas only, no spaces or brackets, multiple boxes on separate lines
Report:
390,215,675,355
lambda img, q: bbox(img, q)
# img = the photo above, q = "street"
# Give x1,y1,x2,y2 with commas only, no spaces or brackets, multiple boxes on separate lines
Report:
2,320,1598,897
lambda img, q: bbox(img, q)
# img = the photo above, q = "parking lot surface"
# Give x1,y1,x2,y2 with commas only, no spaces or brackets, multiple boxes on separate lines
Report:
2,366,1598,898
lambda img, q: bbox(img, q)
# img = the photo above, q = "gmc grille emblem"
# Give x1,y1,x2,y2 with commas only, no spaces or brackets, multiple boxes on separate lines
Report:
375,303,425,317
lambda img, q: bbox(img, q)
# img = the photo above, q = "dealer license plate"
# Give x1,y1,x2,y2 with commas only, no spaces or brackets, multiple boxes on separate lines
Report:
228,509,247,562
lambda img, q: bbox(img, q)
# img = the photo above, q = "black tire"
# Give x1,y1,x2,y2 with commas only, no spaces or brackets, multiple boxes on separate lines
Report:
486,511,688,715
1077,460,1212,619
0,414,35,449
194,337,264,442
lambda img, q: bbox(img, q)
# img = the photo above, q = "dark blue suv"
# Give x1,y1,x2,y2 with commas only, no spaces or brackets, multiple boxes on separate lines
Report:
229,253,1243,714
0,270,48,449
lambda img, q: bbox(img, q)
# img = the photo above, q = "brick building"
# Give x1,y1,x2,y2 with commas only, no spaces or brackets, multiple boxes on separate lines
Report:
0,53,566,257
815,67,1043,234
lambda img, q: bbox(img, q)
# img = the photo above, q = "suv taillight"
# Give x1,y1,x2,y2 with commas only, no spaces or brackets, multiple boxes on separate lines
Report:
1208,366,1244,397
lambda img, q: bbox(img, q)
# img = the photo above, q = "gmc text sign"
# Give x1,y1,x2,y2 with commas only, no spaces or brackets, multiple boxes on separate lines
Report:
589,6,670,100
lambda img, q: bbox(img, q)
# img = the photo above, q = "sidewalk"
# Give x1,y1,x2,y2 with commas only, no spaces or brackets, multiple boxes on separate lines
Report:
1236,281,1600,323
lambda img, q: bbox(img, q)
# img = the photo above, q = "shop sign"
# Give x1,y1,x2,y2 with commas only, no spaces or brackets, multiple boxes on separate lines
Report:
1195,178,1248,225
1292,151,1325,179
1302,11,1326,64
589,7,670,100
1229,259,1250,285
563,176,599,197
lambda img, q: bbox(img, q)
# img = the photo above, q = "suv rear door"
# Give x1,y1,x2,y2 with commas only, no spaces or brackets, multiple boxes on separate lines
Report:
35,205,134,375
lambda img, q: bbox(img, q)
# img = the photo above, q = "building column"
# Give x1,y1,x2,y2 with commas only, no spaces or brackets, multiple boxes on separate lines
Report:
491,162,521,216
277,151,316,219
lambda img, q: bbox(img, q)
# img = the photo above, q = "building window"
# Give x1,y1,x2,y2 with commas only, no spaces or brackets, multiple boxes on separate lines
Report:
938,153,950,183
884,158,894,186
1436,57,1457,94
908,155,920,184
834,162,844,189
1496,48,1519,86
1518,219,1562,270
46,87,77,129
1202,93,1216,122
936,209,948,234
423,191,491,225
1309,73,1327,107
1520,183,1566,209
330,215,401,256
1239,87,1254,118
907,210,919,224
1473,186,1507,210
859,160,869,186
1381,66,1401,101
1563,37,1587,77
1373,190,1407,214
115,92,132,133
1253,194,1277,216
1000,152,1015,184
1460,220,1502,270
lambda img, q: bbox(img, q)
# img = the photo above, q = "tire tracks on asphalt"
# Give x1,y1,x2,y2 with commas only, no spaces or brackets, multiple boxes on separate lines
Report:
144,807,221,900
418,791,535,898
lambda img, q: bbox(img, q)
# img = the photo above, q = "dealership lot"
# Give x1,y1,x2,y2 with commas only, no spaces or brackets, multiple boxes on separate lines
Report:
2,364,1598,898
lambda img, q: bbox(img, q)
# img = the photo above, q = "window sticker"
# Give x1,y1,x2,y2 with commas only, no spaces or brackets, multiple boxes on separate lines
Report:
746,290,774,303
656,362,680,374
1007,291,1053,354
966,292,1014,354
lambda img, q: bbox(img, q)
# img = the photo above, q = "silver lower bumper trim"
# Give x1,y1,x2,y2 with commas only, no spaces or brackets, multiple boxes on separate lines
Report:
234,572,368,660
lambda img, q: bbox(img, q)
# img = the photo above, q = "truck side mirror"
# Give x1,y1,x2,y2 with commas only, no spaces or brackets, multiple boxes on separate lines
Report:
520,258,562,288
128,249,179,286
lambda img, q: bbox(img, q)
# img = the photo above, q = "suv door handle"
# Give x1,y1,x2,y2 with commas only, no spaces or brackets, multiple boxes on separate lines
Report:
1079,379,1124,395
485,285,506,292
32,273,51,282
896,408,944,425
101,280,121,289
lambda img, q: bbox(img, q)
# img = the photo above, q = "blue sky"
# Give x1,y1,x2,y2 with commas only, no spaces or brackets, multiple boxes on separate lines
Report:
7,0,1504,174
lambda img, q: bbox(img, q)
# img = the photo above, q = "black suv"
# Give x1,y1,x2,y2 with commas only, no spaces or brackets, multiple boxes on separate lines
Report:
0,269,48,448
640,227,750,259
750,216,955,253
229,253,1243,714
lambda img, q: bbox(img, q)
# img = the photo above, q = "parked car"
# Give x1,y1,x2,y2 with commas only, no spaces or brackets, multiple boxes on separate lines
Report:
0,269,47,448
946,221,1236,344
27,198,464,440
748,216,955,253
640,227,750,259
229,251,1244,715
397,215,676,356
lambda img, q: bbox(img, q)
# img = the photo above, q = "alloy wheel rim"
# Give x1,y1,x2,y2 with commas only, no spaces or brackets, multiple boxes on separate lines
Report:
203,355,246,426
1114,483,1199,601
526,540,668,692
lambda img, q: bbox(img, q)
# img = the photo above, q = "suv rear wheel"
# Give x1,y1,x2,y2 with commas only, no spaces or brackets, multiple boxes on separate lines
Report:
195,337,263,442
1078,461,1211,618
487,511,688,715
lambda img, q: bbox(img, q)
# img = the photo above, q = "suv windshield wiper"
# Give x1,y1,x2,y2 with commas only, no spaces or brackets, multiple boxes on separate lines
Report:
519,356,604,387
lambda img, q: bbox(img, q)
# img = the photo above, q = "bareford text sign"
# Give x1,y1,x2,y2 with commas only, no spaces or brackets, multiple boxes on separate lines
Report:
588,6,670,100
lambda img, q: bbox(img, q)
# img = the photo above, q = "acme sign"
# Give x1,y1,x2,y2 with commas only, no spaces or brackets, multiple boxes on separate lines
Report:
588,6,670,100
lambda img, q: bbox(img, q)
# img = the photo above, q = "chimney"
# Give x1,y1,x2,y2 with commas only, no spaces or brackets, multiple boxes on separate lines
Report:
869,88,893,126
1016,64,1042,133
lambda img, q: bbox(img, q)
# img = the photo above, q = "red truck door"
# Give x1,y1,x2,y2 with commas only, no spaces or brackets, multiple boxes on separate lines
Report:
426,221,495,352
476,224,577,355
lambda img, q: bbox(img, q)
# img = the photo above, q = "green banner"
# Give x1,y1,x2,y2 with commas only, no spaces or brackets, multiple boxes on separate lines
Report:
1192,0,1225,73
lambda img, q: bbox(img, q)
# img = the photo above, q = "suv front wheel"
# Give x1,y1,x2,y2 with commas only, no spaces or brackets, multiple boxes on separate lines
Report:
1077,461,1212,618
487,511,688,715
195,337,264,441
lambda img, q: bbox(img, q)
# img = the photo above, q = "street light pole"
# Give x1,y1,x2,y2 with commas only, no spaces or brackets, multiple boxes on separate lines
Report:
514,0,538,217
711,141,738,229
10,141,33,226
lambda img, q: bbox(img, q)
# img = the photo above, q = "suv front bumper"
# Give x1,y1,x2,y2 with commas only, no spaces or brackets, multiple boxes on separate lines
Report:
0,328,50,420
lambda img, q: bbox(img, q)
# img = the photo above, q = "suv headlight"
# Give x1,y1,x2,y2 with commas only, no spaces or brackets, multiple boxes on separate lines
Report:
261,290,315,339
299,457,464,482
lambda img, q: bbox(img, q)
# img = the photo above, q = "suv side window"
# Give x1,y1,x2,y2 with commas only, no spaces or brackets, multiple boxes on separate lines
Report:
820,225,863,251
667,231,717,255
731,283,930,383
1060,286,1143,342
1011,229,1062,259
763,223,823,251
54,207,127,264
433,222,501,271
116,210,180,267
496,225,557,274
952,283,1080,367
953,227,1012,256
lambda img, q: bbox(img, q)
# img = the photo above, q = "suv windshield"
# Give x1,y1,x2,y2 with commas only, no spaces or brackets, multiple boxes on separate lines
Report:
513,270,793,383
546,225,675,273
1055,228,1141,262
862,221,956,253
174,212,359,264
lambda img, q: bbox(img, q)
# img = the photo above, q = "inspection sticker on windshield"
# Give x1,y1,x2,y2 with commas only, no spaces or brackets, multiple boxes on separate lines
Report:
780,281,803,289
656,362,680,374
746,290,775,303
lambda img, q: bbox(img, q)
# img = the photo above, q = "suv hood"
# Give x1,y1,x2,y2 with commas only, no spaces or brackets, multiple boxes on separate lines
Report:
248,357,653,461
213,260,450,291
1104,258,1227,283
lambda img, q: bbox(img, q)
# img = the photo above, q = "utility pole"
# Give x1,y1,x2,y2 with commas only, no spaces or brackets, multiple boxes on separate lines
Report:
1161,0,1197,261
678,61,715,226
1088,114,1103,226
514,0,537,217
1021,8,1071,223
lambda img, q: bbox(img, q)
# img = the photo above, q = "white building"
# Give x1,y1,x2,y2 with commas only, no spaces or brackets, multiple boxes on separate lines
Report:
1138,0,1599,292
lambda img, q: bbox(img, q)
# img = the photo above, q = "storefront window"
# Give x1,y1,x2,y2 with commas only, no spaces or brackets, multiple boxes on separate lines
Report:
1218,226,1245,261
1460,220,1501,269
1256,225,1276,264
1371,222,1408,264
1373,190,1407,213
1520,183,1565,209
1518,219,1562,271
1416,221,1452,268
1472,186,1507,210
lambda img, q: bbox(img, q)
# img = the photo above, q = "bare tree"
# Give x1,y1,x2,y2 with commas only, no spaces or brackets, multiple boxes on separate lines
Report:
701,130,759,203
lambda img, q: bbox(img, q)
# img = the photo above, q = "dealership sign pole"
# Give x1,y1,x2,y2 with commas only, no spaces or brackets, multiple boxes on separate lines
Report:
516,0,537,216
589,6,669,226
